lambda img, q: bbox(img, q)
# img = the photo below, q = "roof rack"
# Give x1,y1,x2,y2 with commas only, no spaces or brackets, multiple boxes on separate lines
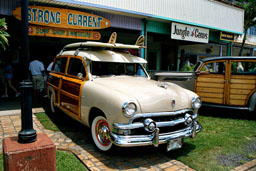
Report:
58,32,146,56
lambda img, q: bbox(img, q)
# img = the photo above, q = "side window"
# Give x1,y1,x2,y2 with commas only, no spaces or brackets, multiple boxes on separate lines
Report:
67,58,86,78
231,61,256,75
201,61,225,74
53,57,67,73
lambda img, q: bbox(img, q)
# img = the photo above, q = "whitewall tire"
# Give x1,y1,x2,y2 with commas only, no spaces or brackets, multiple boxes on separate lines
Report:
50,92,56,114
91,116,112,151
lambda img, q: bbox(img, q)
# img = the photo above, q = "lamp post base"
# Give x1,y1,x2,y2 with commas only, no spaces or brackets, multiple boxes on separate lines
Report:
18,81,37,143
18,130,37,143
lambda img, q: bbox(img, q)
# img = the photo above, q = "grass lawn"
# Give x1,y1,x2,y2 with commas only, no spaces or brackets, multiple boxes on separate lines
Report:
169,114,256,171
0,150,87,171
35,109,256,171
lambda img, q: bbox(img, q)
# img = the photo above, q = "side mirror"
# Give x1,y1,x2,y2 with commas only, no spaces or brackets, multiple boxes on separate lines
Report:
77,73,83,79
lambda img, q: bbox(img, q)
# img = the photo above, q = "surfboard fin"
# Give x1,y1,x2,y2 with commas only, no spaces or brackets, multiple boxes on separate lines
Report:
135,35,144,46
108,32,117,44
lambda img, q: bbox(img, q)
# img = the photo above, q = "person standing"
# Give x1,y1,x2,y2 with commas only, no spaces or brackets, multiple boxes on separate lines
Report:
1,60,20,98
29,57,45,98
47,61,53,73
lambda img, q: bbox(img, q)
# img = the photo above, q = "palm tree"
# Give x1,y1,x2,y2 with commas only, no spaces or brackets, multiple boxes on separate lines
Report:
236,0,256,56
0,18,9,51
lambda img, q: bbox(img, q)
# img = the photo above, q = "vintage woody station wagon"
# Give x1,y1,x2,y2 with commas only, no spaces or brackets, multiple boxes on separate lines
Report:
156,57,256,112
195,57,256,111
47,33,202,151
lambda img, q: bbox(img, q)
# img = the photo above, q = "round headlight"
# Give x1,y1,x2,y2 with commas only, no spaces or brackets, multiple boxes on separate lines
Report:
192,97,202,109
122,102,137,117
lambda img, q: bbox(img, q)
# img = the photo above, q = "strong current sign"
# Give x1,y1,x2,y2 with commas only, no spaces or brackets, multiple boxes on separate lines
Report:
13,6,111,30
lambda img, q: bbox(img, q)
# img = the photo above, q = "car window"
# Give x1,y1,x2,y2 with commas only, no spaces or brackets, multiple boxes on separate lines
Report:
53,57,67,73
91,61,147,77
231,61,256,75
67,58,86,78
201,61,225,74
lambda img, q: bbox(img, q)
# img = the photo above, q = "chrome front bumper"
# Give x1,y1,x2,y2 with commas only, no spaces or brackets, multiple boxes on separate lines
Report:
110,121,202,147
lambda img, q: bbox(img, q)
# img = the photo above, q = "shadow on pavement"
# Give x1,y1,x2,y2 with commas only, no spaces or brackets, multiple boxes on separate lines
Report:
0,95,46,112
40,99,195,170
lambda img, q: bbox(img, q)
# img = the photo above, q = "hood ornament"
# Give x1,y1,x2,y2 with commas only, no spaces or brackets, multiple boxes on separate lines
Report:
157,82,167,89
171,100,175,108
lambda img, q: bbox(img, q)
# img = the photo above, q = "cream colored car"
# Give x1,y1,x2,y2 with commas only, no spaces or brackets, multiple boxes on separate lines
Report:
47,33,202,151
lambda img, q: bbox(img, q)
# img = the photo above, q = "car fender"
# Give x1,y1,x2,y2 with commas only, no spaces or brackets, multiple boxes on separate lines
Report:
249,92,256,112
80,81,141,129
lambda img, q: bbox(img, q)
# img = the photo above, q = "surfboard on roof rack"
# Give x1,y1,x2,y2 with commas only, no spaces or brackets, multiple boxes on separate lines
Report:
63,32,146,50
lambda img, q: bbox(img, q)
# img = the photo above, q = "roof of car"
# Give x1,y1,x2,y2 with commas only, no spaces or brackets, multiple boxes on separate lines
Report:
60,49,148,63
201,56,256,62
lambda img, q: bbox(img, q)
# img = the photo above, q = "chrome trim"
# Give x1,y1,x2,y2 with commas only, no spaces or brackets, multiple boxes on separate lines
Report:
113,113,197,131
129,108,192,124
122,101,137,118
143,118,156,132
152,128,159,147
110,121,202,147
203,103,249,110
192,97,202,109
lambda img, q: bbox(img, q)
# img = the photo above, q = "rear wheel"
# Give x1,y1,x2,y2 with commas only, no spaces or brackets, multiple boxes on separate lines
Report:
91,116,112,151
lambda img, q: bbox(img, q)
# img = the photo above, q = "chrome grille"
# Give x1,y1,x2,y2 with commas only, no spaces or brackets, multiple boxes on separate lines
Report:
129,109,194,135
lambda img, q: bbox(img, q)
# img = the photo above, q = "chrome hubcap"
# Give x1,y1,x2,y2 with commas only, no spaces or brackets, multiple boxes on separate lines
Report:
97,122,110,145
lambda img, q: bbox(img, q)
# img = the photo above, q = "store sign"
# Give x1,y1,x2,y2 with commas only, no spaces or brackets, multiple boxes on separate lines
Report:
220,32,234,41
171,22,209,43
13,6,111,30
28,25,101,40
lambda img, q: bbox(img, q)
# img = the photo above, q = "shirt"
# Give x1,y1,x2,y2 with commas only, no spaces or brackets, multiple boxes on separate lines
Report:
29,60,45,75
47,62,53,72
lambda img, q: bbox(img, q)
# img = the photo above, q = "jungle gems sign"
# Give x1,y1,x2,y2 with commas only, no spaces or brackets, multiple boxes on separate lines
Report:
171,22,209,43
13,6,111,30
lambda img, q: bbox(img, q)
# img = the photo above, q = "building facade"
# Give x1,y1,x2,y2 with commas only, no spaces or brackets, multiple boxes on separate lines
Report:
0,0,245,77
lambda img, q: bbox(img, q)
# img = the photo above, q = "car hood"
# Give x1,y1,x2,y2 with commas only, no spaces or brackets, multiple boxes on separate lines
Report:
92,76,194,113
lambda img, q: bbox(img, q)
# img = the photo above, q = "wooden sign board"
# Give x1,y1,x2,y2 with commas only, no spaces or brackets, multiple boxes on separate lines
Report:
13,6,111,30
28,25,101,40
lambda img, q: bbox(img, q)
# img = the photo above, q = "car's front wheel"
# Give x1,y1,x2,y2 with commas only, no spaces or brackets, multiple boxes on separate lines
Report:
91,116,112,151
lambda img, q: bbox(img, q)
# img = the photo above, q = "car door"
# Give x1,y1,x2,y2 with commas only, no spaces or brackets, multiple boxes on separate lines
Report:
59,56,87,119
226,59,256,106
195,60,228,105
47,57,68,107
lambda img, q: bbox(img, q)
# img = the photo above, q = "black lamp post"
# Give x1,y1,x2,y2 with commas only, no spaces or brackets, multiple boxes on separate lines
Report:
18,0,37,143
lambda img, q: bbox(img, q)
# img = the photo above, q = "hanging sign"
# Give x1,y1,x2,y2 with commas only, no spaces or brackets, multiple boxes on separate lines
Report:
220,31,234,41
171,22,209,43
28,25,101,40
13,6,111,30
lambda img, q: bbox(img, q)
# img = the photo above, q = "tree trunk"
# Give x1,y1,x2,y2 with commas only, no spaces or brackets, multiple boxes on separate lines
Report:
239,29,247,56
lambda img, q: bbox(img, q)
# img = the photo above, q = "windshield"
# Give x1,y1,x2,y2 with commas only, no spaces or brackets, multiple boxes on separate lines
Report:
91,61,147,77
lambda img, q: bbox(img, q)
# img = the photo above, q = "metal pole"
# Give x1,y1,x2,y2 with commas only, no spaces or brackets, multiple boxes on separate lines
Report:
18,0,37,143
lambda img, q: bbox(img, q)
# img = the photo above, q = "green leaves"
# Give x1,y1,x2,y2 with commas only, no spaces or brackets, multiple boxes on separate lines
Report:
236,0,256,30
0,18,10,51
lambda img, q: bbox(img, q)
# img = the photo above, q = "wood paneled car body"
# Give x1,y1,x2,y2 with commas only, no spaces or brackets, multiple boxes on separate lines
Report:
156,57,256,112
195,57,256,111
47,33,202,151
